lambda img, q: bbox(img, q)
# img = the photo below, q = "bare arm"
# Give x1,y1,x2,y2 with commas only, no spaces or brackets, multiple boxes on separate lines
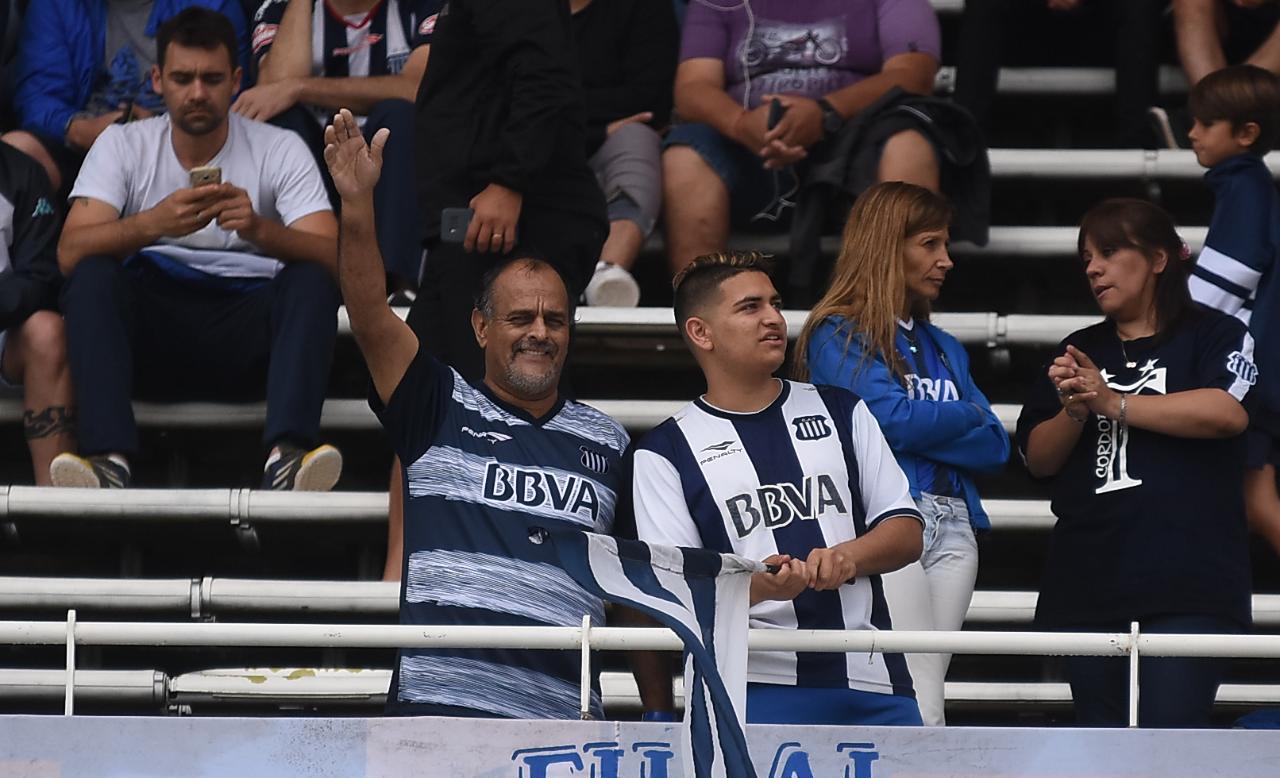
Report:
821,52,938,119
325,109,418,405
1024,410,1088,479
240,209,338,271
831,516,922,578
57,189,225,274
1062,345,1249,439
256,0,314,82
296,46,429,111
1173,0,1228,85
238,46,431,120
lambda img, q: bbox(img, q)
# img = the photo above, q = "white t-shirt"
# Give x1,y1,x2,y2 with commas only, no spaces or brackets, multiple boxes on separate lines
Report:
70,113,331,279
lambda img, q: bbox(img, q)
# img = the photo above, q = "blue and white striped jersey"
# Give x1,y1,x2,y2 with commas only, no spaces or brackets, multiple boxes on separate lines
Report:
374,347,629,719
632,380,922,696
1189,153,1280,418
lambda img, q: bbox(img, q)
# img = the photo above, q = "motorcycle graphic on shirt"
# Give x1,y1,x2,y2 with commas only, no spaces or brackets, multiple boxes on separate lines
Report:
1094,359,1167,494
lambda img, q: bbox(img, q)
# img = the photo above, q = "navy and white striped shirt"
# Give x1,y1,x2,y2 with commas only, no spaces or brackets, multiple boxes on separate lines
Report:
1189,153,1280,420
633,380,921,696
374,347,628,719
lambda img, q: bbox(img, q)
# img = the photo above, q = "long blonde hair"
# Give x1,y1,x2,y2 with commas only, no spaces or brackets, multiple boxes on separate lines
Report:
794,182,953,382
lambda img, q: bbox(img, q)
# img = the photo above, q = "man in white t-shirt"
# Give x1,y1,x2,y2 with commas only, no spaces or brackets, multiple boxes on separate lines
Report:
53,7,343,491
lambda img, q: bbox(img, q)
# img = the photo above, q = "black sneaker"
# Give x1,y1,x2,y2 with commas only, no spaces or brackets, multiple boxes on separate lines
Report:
262,444,343,491
49,453,131,488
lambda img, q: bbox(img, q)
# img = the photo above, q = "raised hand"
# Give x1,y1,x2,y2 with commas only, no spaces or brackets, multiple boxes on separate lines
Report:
323,108,387,201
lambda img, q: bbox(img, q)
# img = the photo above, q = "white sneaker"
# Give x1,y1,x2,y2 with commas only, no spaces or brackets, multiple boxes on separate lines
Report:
584,261,640,307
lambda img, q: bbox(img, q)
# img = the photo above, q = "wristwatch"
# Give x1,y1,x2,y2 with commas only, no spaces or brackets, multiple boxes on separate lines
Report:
817,98,844,140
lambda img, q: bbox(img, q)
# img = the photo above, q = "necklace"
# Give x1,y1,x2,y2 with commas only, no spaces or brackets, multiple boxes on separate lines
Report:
1118,336,1137,369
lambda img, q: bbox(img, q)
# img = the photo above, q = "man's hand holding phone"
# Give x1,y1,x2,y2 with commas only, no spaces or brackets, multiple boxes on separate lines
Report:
143,184,226,238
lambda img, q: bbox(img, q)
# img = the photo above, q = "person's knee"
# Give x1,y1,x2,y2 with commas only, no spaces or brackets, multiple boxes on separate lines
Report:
878,129,940,187
662,146,723,207
61,256,123,305
277,261,341,308
16,311,69,368
1,131,62,191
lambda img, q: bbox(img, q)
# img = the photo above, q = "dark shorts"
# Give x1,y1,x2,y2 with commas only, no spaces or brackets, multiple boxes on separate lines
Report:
23,127,84,195
663,122,801,227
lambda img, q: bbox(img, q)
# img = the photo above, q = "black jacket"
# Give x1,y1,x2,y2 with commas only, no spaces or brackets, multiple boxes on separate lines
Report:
0,142,60,331
413,0,606,237
788,88,990,307
571,0,678,156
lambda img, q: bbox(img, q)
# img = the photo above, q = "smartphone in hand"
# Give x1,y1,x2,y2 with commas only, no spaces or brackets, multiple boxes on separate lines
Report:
441,207,474,243
767,98,786,131
189,166,222,188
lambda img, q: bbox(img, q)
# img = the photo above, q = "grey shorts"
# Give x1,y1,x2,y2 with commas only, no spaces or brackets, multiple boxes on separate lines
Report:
589,122,663,236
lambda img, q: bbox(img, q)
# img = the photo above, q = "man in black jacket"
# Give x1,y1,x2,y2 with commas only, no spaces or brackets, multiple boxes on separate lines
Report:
407,0,607,380
383,0,608,581
0,142,74,484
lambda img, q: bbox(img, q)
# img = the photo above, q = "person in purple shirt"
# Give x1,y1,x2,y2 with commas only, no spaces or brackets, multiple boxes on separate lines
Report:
662,0,942,275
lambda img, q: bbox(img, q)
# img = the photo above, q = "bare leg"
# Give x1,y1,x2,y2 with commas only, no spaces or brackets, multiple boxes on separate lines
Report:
1245,465,1280,556
1245,22,1280,75
3,312,75,485
877,129,940,192
600,219,646,272
1,131,62,192
1173,0,1228,86
661,146,730,276
383,458,404,582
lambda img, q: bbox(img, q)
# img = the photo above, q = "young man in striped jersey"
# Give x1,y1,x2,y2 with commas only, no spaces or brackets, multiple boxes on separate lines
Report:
632,251,926,725
325,108,630,718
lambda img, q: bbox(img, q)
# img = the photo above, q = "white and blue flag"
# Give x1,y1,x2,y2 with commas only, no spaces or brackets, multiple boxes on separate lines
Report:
545,529,762,778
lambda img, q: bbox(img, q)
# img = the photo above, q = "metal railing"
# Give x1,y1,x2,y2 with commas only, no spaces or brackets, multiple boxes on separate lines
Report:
5,614,1280,727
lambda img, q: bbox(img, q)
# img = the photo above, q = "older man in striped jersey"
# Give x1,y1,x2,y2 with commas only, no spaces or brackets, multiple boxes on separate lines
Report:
325,108,629,719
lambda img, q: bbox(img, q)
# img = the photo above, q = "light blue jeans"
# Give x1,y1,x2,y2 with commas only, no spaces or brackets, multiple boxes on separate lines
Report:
881,492,979,726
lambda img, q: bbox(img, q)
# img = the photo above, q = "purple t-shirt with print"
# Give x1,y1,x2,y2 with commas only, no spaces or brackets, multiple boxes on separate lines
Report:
679,0,940,109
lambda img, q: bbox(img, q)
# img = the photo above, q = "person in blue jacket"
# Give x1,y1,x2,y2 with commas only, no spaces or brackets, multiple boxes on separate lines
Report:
794,181,1010,726
0,0,249,193
1184,64,1280,556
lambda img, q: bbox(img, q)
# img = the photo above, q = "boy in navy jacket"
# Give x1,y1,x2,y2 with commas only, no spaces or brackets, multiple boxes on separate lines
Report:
1186,64,1280,553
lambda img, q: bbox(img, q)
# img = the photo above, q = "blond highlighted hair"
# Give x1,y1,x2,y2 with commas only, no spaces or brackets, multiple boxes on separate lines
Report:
793,182,952,382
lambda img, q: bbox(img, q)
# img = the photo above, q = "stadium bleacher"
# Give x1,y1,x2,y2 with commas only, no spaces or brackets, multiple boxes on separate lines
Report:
2,3,1280,731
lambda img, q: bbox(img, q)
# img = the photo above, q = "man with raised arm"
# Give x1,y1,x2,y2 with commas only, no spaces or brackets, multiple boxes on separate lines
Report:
631,250,926,725
324,108,630,718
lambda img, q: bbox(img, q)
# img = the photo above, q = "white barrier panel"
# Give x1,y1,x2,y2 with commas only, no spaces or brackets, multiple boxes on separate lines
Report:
2,715,1279,777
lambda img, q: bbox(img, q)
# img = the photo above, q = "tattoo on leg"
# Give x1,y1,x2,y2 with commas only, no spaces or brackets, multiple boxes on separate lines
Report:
23,406,76,440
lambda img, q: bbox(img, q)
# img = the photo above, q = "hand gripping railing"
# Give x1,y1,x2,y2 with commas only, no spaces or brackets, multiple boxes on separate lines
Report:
8,613,1280,727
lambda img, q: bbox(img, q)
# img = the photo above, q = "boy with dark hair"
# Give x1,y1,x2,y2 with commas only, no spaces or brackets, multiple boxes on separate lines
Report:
1186,64,1280,554
632,250,925,726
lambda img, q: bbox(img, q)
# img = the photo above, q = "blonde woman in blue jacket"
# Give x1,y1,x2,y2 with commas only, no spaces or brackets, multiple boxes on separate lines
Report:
794,182,1009,726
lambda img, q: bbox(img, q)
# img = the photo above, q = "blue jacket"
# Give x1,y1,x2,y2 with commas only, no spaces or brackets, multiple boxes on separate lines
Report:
807,316,1010,531
13,0,249,141
1190,153,1280,422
